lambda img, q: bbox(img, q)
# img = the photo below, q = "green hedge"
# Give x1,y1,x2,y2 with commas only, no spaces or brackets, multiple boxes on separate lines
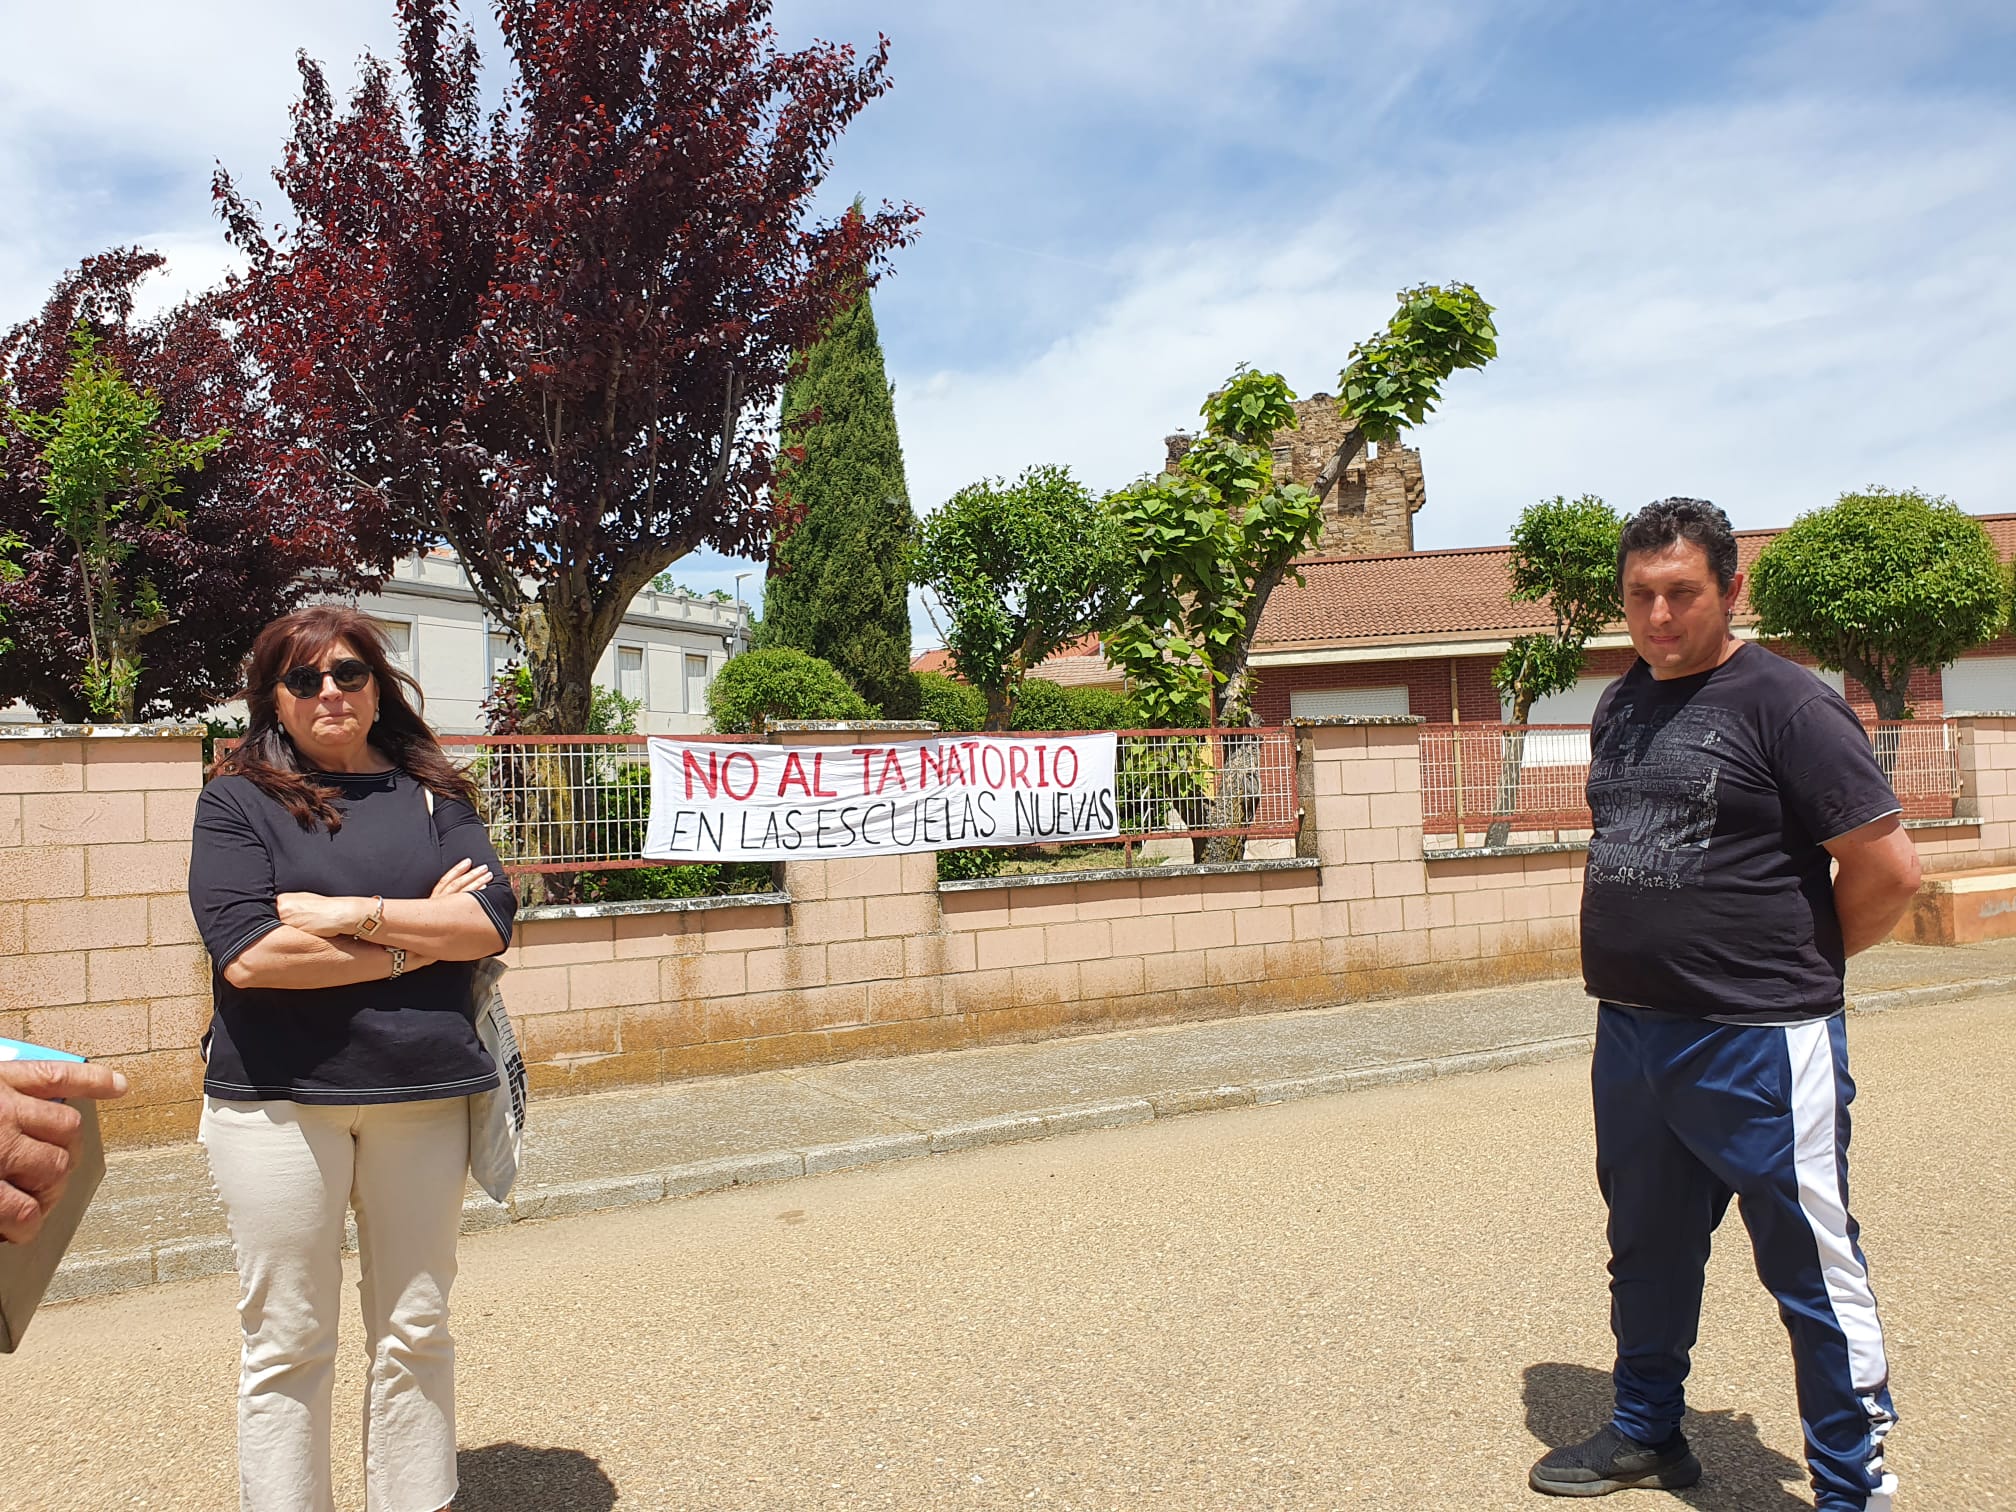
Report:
916,670,986,732
709,648,873,733
1012,679,1134,732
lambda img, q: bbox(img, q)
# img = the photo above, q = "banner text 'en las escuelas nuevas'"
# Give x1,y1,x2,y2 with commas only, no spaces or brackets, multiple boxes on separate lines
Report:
641,734,1119,862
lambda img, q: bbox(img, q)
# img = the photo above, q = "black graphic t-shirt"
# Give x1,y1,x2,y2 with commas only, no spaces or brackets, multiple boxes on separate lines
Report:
1580,644,1900,1023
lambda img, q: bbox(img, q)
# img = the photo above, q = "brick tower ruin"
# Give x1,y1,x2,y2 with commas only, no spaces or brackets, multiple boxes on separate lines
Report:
1163,393,1425,559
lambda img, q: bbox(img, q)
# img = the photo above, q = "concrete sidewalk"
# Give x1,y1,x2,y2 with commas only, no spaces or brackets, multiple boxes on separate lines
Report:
52,936,2016,1305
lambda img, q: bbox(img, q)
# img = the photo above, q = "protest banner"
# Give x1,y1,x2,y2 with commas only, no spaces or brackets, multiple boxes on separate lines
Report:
642,733,1119,862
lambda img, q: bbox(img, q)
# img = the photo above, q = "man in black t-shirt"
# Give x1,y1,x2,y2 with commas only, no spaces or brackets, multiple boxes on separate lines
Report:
1530,500,1922,1512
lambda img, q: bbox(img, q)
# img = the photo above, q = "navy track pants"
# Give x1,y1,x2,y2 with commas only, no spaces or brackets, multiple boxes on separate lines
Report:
1593,1003,1896,1512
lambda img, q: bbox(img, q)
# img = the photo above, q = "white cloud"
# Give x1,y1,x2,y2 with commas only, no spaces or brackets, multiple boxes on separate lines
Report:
6,0,2009,650
891,89,2016,545
0,0,455,326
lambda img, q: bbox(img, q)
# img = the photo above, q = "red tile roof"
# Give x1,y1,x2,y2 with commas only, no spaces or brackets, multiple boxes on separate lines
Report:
911,632,1120,686
1255,513,2016,651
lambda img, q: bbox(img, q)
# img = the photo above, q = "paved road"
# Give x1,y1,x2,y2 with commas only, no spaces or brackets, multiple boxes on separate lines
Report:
3,995,2010,1511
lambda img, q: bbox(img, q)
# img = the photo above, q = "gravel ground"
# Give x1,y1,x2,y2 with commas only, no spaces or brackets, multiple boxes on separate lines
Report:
2,994,2009,1511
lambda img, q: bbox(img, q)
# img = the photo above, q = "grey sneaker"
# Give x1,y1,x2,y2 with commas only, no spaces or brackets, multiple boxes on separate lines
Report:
1529,1424,1702,1496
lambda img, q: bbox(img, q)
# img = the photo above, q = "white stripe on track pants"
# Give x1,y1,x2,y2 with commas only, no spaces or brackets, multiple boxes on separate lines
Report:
1593,1003,1896,1512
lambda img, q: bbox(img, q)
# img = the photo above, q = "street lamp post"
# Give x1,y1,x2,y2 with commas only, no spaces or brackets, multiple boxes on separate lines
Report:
732,570,753,658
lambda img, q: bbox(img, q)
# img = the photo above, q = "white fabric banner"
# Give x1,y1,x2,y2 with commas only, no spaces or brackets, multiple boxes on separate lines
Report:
642,734,1119,862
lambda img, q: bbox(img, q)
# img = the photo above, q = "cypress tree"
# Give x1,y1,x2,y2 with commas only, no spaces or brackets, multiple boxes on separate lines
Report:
759,288,921,717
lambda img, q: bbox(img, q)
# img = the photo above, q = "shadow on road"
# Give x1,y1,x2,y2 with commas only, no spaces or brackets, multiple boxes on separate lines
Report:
1523,1362,1809,1510
457,1442,617,1511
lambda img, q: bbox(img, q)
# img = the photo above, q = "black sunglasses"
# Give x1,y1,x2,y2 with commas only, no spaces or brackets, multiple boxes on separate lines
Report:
278,658,373,699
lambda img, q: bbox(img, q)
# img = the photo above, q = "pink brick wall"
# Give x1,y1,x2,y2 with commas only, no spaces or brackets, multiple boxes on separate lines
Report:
0,731,210,1147
10,718,2016,1150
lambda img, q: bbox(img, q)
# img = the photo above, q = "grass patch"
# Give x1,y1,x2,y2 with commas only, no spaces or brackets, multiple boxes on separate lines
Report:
994,844,1168,876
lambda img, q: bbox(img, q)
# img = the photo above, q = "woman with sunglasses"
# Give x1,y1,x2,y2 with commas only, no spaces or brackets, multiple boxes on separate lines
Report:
188,605,517,1512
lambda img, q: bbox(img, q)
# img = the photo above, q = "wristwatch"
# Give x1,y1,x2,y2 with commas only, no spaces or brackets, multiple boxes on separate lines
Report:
356,895,385,938
387,946,409,980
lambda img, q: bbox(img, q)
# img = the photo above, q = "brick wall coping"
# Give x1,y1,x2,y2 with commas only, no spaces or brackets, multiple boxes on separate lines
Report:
1426,840,1589,862
939,856,1322,893
765,720,941,733
0,723,209,740
517,891,791,923
1903,816,1979,831
1286,714,1425,727
1948,711,2016,720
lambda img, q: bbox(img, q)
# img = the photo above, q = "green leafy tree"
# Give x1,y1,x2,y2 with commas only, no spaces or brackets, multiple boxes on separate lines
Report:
707,647,872,734
1107,285,1498,731
649,574,731,603
1106,284,1495,860
4,327,224,718
1104,369,1316,730
1483,494,1624,846
1311,282,1499,499
1750,487,2007,723
761,288,920,717
913,464,1130,732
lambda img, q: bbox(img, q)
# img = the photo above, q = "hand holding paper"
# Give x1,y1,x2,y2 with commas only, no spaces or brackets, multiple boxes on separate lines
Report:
0,1051,129,1246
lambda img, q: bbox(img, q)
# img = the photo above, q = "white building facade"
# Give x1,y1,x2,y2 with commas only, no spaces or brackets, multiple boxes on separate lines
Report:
343,553,748,735
2,552,750,735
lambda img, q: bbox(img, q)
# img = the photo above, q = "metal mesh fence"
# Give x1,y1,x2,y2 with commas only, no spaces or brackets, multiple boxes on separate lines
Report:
440,727,1302,872
438,735,740,874
1419,719,1961,849
1871,721,1964,819
1111,726,1300,844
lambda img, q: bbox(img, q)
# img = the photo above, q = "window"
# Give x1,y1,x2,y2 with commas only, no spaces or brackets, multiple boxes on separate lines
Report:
685,653,711,715
1506,675,1609,766
486,631,519,687
370,618,413,669
1943,655,2016,715
616,645,645,703
1289,685,1410,719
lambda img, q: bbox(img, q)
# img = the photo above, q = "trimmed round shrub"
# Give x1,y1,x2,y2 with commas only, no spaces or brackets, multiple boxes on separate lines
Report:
1055,685,1135,731
708,648,873,734
917,670,986,732
1011,678,1137,732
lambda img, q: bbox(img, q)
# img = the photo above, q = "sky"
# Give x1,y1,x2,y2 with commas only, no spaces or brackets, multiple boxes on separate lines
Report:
3,0,2013,644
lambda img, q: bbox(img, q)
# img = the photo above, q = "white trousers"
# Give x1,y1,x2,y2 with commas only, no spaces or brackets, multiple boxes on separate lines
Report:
201,1096,469,1512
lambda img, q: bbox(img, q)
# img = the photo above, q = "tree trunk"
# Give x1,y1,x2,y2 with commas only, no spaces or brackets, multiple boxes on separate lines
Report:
517,600,599,737
1842,655,1909,782
1201,727,1262,864
983,686,1011,733
1869,677,1908,784
1309,422,1366,503
1483,694,1534,849
514,598,602,904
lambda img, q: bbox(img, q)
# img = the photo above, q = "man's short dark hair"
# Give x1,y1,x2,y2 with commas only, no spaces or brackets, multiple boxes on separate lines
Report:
1617,497,1739,589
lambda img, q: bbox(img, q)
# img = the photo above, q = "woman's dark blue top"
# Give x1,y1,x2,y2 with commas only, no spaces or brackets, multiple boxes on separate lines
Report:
188,768,517,1105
